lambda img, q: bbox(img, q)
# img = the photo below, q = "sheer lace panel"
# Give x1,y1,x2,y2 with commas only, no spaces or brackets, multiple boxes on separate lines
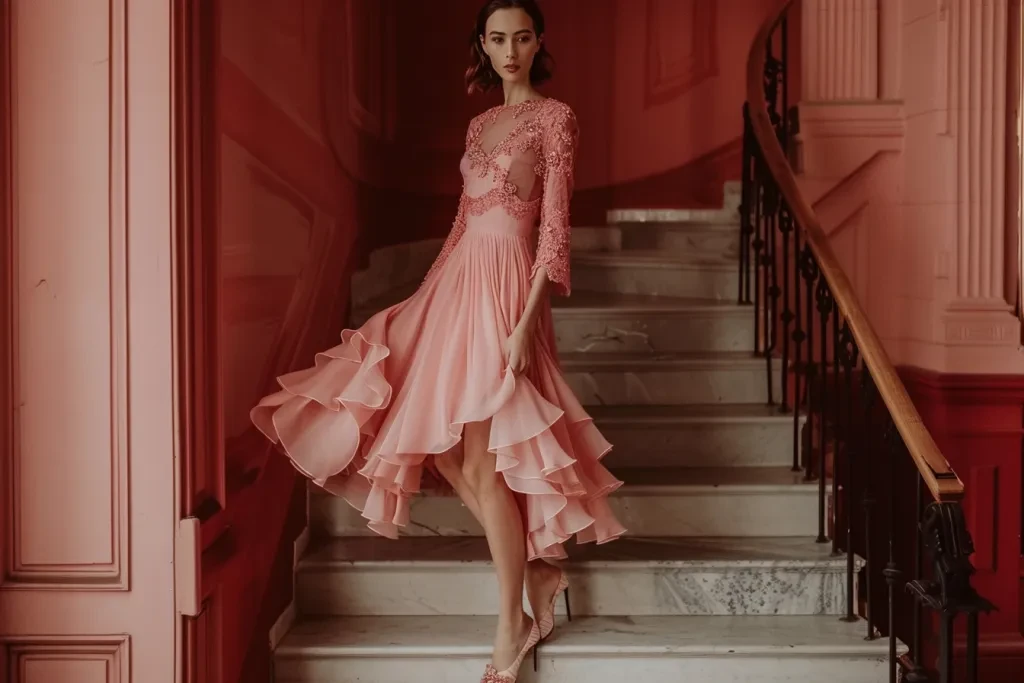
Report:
423,99,579,296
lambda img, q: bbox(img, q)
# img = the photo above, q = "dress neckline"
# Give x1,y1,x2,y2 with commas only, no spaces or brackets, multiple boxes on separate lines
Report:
498,97,548,113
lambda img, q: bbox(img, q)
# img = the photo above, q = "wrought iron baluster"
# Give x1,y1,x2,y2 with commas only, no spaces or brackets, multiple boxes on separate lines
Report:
739,104,753,306
763,181,779,405
778,204,793,413
837,322,858,622
799,245,819,479
752,160,764,356
882,421,903,683
790,224,804,472
831,307,841,556
906,503,995,683
860,371,878,641
814,278,833,544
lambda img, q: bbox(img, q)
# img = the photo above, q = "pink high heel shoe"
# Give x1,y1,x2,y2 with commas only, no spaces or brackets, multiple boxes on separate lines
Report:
533,567,571,671
481,620,541,683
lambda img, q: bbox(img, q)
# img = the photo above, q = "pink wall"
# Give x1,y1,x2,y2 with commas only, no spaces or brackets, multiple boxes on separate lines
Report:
0,0,177,680
797,0,1022,375
335,0,775,245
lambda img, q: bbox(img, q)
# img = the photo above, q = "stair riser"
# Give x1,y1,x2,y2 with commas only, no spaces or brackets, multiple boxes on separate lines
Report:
599,420,797,469
553,310,753,354
573,226,740,258
564,365,778,405
311,489,820,539
296,564,852,617
275,656,889,683
573,262,739,299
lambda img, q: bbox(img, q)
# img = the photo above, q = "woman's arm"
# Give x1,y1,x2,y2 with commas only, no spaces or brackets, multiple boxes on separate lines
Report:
505,104,579,374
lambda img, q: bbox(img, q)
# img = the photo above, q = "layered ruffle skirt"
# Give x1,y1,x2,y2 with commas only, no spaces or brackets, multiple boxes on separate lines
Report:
250,230,626,560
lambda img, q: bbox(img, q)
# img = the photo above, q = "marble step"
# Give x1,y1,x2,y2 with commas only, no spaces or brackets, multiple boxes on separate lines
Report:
552,293,754,354
591,404,799,469
295,536,857,618
572,251,739,299
606,206,740,225
572,222,739,260
274,615,895,683
310,467,824,539
351,287,756,355
561,351,779,406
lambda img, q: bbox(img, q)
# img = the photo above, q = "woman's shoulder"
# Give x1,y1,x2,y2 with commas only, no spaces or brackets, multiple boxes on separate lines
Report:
537,98,576,128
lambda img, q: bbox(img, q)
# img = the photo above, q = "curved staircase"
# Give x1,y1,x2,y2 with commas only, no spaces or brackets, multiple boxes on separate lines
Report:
271,182,895,682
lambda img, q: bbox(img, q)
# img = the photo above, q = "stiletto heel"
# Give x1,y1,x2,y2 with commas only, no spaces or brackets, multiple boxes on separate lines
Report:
533,567,570,672
482,621,540,683
537,569,570,640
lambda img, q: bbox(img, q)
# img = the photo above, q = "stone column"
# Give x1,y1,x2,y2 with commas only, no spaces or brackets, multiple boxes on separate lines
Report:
949,0,1010,305
801,0,880,101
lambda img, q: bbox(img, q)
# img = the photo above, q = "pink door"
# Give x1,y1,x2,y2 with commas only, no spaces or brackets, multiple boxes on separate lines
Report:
0,0,178,681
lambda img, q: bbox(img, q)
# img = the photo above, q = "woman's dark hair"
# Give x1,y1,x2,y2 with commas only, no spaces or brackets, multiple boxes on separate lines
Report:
465,0,553,94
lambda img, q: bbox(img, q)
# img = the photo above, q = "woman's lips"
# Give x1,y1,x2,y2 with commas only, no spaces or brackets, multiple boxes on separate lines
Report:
504,64,520,73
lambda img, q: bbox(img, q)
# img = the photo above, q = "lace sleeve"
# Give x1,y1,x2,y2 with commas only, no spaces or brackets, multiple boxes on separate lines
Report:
530,104,578,297
422,191,468,285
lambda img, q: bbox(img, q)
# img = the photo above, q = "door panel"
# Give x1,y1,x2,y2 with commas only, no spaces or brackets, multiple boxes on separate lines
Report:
1,0,177,680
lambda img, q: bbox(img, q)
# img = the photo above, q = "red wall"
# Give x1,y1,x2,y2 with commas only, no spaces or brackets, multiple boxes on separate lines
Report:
207,0,365,678
900,369,1024,680
334,0,776,246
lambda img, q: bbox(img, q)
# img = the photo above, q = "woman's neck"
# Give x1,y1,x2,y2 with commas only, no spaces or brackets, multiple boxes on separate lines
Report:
502,84,541,107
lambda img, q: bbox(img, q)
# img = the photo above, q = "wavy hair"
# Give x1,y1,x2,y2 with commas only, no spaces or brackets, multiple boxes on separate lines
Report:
465,0,553,94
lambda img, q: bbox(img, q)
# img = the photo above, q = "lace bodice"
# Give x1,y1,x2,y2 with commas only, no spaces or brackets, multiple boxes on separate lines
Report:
422,98,578,296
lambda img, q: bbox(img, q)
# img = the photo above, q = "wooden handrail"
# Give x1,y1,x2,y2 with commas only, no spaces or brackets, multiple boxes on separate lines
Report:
746,0,964,502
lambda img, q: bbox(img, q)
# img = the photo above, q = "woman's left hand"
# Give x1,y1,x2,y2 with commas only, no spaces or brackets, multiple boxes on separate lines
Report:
504,322,534,376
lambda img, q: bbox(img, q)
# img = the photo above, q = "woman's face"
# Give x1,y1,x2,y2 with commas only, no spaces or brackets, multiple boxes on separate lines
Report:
480,8,541,87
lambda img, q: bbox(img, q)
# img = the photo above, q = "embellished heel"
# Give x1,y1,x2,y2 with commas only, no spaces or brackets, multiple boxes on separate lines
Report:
482,621,540,683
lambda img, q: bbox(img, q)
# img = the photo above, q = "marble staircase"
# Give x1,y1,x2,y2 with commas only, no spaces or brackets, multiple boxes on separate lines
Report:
272,183,894,681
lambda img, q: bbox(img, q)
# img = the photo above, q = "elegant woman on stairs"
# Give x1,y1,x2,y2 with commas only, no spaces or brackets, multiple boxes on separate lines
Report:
250,1,626,680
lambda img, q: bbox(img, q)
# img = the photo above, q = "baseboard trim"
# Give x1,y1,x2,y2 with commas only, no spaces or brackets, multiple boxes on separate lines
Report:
268,524,311,651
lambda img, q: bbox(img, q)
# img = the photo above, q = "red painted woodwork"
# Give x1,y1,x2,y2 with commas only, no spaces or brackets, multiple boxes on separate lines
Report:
900,367,1024,682
175,1,361,681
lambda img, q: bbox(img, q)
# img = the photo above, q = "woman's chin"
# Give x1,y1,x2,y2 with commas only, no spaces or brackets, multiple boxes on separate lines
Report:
498,72,529,86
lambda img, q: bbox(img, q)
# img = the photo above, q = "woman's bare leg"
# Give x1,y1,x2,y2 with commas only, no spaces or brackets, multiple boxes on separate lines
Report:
436,446,565,632
460,418,533,670
434,448,483,523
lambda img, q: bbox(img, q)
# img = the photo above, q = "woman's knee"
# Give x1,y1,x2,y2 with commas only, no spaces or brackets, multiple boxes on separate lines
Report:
434,449,463,482
461,419,497,487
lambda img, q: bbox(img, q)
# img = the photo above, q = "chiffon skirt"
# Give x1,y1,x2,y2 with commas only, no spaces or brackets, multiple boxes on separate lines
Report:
250,229,626,560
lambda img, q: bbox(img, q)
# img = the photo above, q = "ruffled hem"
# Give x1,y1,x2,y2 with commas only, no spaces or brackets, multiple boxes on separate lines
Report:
250,330,626,561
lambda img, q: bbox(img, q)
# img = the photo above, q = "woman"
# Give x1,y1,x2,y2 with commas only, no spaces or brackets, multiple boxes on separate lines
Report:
250,1,625,680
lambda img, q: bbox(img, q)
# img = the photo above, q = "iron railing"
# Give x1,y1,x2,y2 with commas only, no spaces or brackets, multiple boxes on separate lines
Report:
739,3,995,682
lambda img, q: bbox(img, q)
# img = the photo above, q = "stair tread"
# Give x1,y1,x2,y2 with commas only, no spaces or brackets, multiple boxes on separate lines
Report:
585,402,795,423
310,466,817,500
551,290,745,312
607,207,739,225
300,536,847,568
573,250,736,269
354,281,747,319
559,349,766,367
277,615,886,657
614,465,817,490
576,221,738,232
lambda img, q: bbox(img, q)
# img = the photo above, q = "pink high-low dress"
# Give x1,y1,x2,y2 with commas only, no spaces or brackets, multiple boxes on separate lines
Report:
251,98,626,560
